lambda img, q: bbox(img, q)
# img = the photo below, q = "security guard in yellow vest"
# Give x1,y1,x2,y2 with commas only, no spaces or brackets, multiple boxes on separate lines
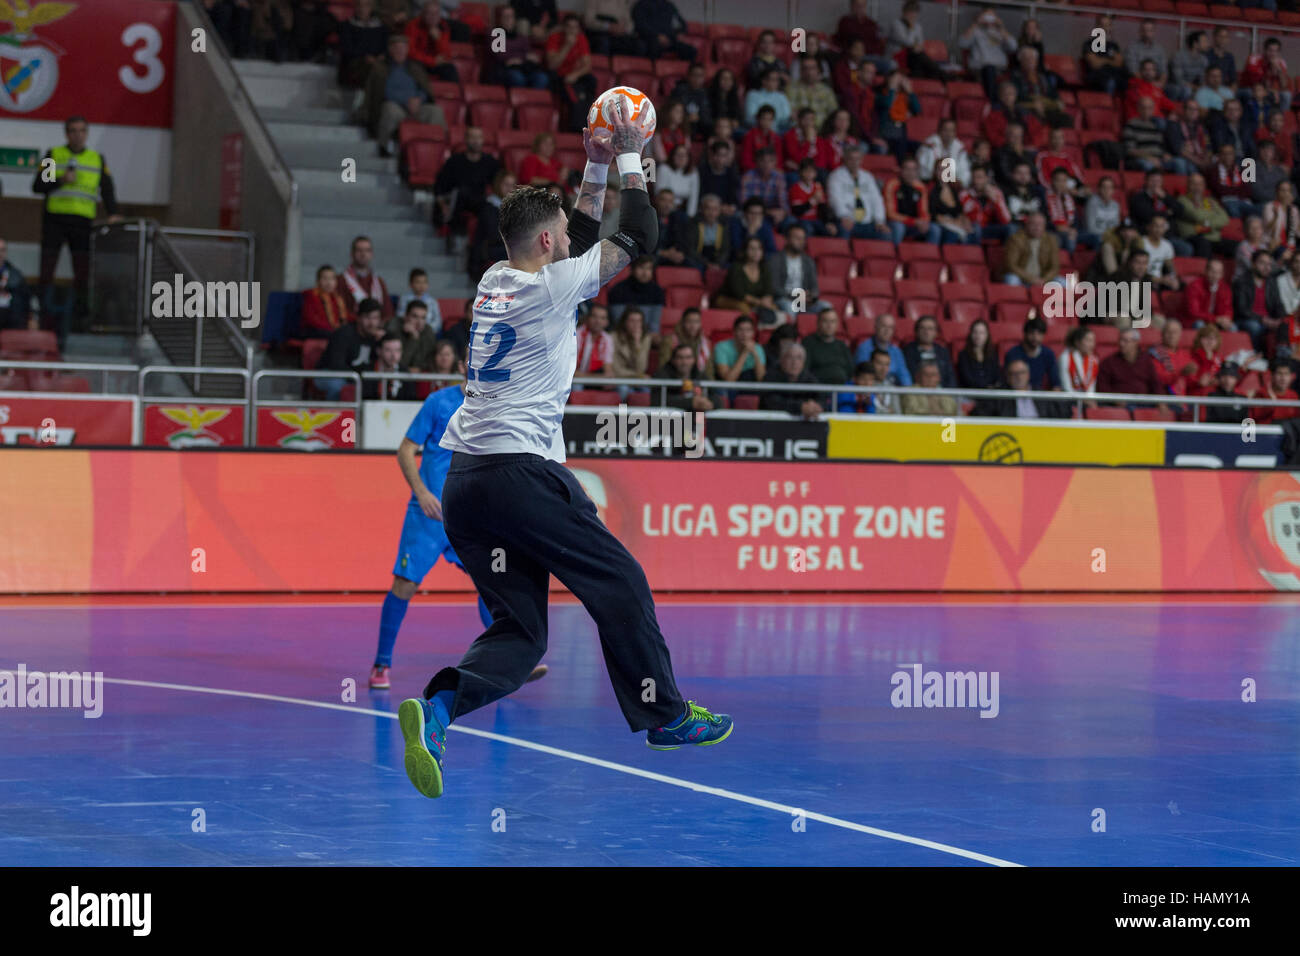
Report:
31,115,122,341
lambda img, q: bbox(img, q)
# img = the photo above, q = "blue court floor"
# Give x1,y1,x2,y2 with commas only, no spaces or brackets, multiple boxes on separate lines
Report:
1,597,1297,866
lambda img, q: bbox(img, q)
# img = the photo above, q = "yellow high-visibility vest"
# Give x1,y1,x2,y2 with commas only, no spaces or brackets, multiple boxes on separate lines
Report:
46,146,103,219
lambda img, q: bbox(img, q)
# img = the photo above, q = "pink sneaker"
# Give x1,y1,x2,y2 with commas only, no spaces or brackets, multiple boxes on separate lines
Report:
369,666,391,689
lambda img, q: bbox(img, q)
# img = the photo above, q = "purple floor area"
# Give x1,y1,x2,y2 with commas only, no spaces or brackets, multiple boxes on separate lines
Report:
1,599,1297,866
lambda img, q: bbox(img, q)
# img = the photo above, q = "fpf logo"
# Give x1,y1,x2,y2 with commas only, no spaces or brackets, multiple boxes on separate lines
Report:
475,293,515,314
0,1,75,114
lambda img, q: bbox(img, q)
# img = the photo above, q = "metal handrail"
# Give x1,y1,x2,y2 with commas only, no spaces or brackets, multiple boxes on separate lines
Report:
161,226,257,287
138,365,252,445
251,369,363,448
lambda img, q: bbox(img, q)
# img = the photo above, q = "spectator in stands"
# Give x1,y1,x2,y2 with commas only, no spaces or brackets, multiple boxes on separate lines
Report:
854,312,911,384
714,314,767,391
1004,317,1061,389
1138,215,1181,291
582,0,642,57
839,55,879,132
903,315,957,387
1211,142,1259,223
0,238,31,330
1091,217,1140,283
366,32,445,156
1098,328,1164,398
1252,137,1290,217
1166,99,1213,174
1257,109,1293,166
1058,326,1099,400
747,30,791,89
1169,30,1209,102
468,169,516,281
764,317,802,366
672,63,713,133
518,133,570,187
1234,249,1276,350
1035,128,1085,197
405,2,458,81
1206,26,1237,86
365,333,418,400
1194,65,1236,114
1113,249,1168,330
679,193,732,271
1210,99,1255,158
386,298,438,372
835,0,886,62
887,1,941,80
608,308,653,397
437,299,472,357
787,57,838,130
740,105,785,172
884,156,939,244
1267,251,1300,344
1184,259,1235,331
1083,176,1121,247
827,144,888,239
1236,215,1269,274
339,235,393,318
317,296,387,399
512,0,557,42
1045,169,1083,251
716,237,780,327
651,101,691,165
545,15,597,133
825,106,875,165
1124,59,1177,122
929,174,975,246
917,118,971,188
649,188,689,265
984,81,1037,151
489,6,549,88
658,144,700,217
574,303,614,379
1204,361,1248,423
744,70,793,133
973,359,1067,417
741,148,792,228
395,266,438,324
1173,172,1232,259
1011,45,1070,131
1081,13,1126,96
800,307,854,385
768,223,828,319
875,71,920,161
661,307,711,375
630,0,695,62
1129,169,1182,235
656,343,715,412
960,6,1017,99
785,112,835,184
1123,96,1180,173
995,124,1036,192
761,343,825,418
339,0,390,88
288,1,337,63
901,361,958,416
433,126,500,240
1248,357,1299,423
1262,180,1300,262
1125,19,1168,81
700,140,741,215
728,196,777,259
1003,160,1046,225
709,68,743,132
1185,323,1226,396
835,360,877,414
861,348,902,413
957,318,1001,389
1148,318,1194,394
1241,37,1291,114
607,254,665,331
960,164,1013,243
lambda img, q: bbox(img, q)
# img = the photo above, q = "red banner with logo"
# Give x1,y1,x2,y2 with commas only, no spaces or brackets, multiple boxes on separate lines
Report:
2,452,1299,593
255,407,357,450
0,0,175,126
144,404,245,448
0,396,134,446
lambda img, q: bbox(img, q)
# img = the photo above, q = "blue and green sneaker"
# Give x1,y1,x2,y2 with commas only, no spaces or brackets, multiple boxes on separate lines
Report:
646,700,734,750
399,697,446,798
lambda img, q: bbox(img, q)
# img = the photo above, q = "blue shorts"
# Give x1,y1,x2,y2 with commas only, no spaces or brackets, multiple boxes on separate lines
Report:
392,498,466,583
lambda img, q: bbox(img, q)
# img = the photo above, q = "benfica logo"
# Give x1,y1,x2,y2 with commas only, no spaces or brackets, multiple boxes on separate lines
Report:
158,405,230,448
0,1,74,114
272,409,339,450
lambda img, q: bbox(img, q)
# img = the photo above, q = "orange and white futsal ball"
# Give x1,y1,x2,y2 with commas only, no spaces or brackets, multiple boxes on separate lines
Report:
587,86,657,143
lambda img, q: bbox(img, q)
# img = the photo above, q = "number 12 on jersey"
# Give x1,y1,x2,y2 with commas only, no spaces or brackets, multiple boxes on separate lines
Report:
466,320,516,383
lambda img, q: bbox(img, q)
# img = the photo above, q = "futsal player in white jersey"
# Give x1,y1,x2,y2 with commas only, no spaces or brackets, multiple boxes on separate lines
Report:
398,103,733,798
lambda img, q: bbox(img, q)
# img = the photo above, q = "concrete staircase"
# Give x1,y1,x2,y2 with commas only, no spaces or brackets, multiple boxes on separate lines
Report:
233,60,475,300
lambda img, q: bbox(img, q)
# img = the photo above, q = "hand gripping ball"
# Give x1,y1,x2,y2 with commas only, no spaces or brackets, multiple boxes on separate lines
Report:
587,86,657,146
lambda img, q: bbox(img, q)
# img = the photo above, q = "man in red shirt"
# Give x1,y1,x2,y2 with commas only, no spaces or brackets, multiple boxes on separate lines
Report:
834,0,885,56
1035,128,1086,196
1184,258,1235,330
1249,358,1299,423
405,2,458,82
546,15,597,132
1147,318,1196,394
1124,59,1177,121
1098,328,1164,397
960,164,1012,241
1240,37,1291,112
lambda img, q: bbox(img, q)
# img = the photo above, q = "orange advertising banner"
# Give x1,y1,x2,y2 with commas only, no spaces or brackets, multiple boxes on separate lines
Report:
0,450,1297,593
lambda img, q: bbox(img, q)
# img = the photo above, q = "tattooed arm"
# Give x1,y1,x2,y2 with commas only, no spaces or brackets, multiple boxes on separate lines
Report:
596,104,657,285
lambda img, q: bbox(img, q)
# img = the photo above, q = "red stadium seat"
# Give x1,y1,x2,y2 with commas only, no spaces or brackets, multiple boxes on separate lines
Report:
700,308,742,337
469,101,512,129
893,279,934,303
945,81,983,100
1085,406,1133,421
515,104,559,131
854,296,895,320
995,302,1034,325
302,338,327,370
848,276,894,298
942,244,985,265
806,236,850,258
898,242,941,263
657,266,703,288
463,84,508,105
950,263,989,285
901,299,941,322
0,329,59,360
907,261,946,282
568,389,621,405
817,254,856,279
1133,406,1176,422
860,258,902,279
507,86,552,107
1083,108,1118,133
450,59,480,84
398,121,445,147
665,286,705,309
905,116,939,142
946,300,988,325
941,283,984,304
402,141,448,186
851,238,896,261
1045,55,1080,87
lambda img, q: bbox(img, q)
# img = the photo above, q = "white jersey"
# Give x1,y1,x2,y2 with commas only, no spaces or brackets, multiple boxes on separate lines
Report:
440,243,601,462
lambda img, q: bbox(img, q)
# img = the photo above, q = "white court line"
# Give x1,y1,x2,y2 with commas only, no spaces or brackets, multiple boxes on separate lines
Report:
2,599,1294,611
76,675,1020,867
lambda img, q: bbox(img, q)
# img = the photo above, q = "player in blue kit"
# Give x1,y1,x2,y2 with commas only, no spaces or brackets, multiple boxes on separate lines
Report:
370,354,548,690
398,102,731,799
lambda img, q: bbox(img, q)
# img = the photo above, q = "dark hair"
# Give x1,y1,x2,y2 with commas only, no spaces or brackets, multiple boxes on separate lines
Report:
1253,248,1273,265
1065,326,1093,350
757,104,776,118
315,264,335,279
405,299,428,315
870,348,891,363
379,332,403,347
682,307,702,320
633,254,655,269
743,196,765,212
1266,37,1282,50
732,314,756,331
799,158,818,172
357,297,383,316
1023,317,1047,336
1270,356,1293,372
351,235,372,250
1139,57,1157,70
797,107,816,122
755,147,776,161
408,267,427,281
961,318,995,358
785,221,807,236
854,360,874,376
1187,30,1206,48
498,185,564,254
65,115,88,130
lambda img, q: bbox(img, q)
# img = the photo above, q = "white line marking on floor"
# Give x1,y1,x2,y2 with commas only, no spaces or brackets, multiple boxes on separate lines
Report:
2,600,1293,611
81,674,1021,867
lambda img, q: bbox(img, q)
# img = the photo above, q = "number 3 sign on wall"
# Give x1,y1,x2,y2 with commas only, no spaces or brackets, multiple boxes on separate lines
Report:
0,0,175,126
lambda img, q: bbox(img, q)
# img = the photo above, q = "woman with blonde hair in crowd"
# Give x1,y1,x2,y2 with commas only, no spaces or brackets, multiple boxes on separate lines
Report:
609,307,654,399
